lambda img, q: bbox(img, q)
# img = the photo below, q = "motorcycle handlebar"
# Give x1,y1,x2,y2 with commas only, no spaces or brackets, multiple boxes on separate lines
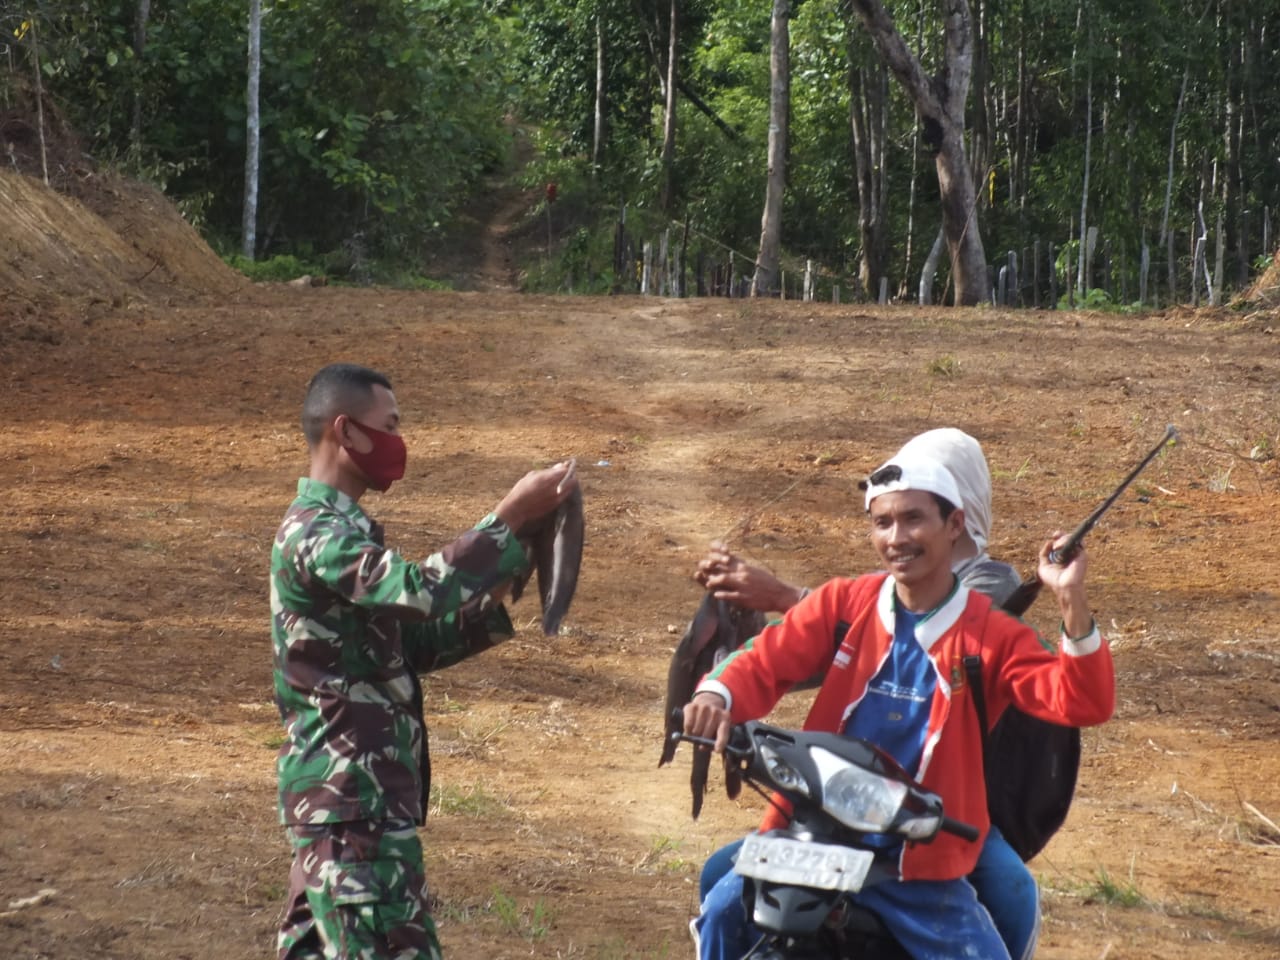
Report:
940,816,980,842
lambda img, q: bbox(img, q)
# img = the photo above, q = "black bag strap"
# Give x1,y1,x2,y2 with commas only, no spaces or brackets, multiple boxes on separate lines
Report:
827,574,883,660
832,618,852,652
964,653,988,758
963,600,991,759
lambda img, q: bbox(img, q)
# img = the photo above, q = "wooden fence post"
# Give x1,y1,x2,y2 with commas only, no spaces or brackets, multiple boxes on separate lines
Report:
612,204,627,294
658,230,669,296
1139,242,1150,306
679,221,690,297
1033,240,1041,308
1191,234,1205,306
1213,210,1224,305
1048,241,1057,309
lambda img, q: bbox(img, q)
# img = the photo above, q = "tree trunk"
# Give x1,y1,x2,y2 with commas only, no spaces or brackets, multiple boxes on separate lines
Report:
1076,56,1092,296
1013,0,1029,215
899,0,928,297
242,0,262,260
1159,67,1189,303
659,0,678,213
751,0,789,297
848,48,889,294
593,15,605,175
130,0,152,157
848,0,989,305
969,0,991,194
21,20,49,186
919,225,946,304
1223,15,1245,290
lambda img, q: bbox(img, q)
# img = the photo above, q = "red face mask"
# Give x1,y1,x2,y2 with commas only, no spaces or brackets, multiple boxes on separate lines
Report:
343,418,407,492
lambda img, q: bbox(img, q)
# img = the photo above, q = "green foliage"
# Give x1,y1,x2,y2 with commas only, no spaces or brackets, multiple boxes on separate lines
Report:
13,0,516,265
1059,287,1113,310
7,0,1280,294
429,782,507,817
1081,865,1147,908
488,886,553,940
224,253,323,282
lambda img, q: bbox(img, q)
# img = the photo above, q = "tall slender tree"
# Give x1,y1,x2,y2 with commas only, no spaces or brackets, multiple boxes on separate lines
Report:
241,0,261,260
848,0,990,304
752,0,790,296
659,0,679,212
847,25,890,294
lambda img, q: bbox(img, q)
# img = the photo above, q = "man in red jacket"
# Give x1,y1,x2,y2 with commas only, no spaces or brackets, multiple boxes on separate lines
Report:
683,451,1115,960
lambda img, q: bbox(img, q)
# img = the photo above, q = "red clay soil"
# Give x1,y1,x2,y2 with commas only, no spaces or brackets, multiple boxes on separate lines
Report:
1,169,1279,960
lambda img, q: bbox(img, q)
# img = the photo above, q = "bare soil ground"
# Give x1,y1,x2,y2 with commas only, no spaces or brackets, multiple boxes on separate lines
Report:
3,169,1280,960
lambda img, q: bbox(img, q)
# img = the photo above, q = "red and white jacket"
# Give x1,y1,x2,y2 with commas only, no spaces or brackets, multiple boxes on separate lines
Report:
697,572,1115,881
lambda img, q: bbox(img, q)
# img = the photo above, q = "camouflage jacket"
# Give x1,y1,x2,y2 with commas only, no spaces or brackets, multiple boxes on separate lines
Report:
270,478,529,826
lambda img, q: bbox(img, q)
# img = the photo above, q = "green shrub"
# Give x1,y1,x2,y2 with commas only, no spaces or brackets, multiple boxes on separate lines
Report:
224,253,324,283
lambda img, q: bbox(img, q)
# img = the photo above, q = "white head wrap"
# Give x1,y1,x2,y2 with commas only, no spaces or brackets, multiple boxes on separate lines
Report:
863,451,963,515
893,428,993,555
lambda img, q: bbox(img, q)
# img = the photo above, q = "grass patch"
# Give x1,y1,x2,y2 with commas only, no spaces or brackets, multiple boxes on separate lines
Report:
991,455,1033,483
635,835,697,875
489,886,554,940
925,354,959,377
13,781,89,810
1079,864,1147,908
428,782,508,817
224,253,324,283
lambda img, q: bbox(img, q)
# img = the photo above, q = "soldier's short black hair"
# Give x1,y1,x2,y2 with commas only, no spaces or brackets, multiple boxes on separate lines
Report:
301,363,393,448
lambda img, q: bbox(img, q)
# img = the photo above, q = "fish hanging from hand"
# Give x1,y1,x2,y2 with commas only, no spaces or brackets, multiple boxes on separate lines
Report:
511,485,584,636
659,593,765,818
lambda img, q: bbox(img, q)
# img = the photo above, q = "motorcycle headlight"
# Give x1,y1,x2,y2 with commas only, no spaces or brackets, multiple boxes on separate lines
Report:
760,742,811,797
809,746,907,832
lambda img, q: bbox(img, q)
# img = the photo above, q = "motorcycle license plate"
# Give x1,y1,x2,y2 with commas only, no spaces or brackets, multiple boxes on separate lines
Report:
735,834,874,893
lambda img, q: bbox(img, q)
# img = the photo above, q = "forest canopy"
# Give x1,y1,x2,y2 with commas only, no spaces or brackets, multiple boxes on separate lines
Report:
2,0,1276,304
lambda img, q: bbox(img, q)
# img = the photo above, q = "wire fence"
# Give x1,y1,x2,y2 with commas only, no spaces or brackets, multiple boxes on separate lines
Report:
596,203,1273,309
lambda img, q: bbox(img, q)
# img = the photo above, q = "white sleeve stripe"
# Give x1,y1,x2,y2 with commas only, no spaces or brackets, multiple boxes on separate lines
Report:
1061,624,1102,656
695,678,735,714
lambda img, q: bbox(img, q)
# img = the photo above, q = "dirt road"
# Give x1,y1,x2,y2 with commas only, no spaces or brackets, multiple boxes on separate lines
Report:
2,284,1279,960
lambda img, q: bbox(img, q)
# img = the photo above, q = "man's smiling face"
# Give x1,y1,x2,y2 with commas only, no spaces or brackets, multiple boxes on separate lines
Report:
868,489,964,592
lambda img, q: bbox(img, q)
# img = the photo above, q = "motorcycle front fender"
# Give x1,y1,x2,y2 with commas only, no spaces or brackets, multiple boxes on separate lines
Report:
745,877,843,937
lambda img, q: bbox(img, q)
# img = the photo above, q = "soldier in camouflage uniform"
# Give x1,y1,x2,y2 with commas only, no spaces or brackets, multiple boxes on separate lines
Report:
272,362,577,960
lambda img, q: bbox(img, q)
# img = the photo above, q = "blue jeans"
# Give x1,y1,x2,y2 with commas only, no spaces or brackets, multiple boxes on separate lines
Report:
696,827,1038,960
699,837,744,901
968,827,1040,960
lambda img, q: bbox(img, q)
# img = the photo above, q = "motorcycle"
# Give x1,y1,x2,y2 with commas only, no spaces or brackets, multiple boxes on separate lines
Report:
674,720,979,959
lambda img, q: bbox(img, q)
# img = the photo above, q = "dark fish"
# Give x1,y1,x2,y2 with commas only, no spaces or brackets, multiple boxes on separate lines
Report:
723,752,742,802
659,593,765,819
511,486,584,636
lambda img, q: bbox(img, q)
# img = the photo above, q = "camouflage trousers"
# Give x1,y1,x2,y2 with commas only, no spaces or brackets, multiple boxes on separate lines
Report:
277,819,443,960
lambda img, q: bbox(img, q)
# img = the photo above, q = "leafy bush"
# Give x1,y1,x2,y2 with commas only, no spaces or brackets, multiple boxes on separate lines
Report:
224,253,323,282
1058,287,1113,310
